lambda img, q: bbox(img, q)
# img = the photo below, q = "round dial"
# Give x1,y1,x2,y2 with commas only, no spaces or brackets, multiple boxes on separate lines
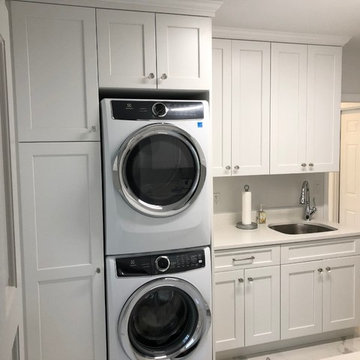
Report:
155,256,170,272
152,102,168,118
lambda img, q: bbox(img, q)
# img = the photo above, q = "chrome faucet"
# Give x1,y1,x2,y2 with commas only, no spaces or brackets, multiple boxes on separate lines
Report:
299,180,317,221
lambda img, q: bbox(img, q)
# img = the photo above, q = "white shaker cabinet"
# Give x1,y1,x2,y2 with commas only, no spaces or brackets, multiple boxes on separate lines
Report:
212,39,270,177
156,14,211,90
214,247,280,351
323,256,360,332
212,39,232,177
18,142,106,360
271,43,342,174
96,10,157,89
214,270,245,351
97,10,211,90
281,260,323,339
11,2,99,142
270,43,308,174
307,45,342,173
244,266,280,346
281,255,360,340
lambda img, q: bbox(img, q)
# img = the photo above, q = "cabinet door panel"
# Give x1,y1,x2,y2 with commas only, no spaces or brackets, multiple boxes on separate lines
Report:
18,143,106,360
11,2,99,141
281,261,323,339
212,39,232,177
323,256,360,331
231,40,270,175
307,45,342,172
270,43,307,174
214,270,244,352
97,9,156,89
245,266,280,346
156,14,211,90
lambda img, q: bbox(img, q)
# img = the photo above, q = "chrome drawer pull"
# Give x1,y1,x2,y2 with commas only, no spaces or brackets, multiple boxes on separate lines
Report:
232,256,255,263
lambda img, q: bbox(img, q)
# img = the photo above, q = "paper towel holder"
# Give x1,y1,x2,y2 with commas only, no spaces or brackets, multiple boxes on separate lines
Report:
236,184,258,230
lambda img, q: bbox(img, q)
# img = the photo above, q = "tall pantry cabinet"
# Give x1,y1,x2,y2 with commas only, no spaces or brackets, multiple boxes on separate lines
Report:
11,2,106,360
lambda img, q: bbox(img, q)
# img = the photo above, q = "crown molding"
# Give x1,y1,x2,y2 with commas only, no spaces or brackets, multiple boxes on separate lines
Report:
213,26,351,46
11,0,224,17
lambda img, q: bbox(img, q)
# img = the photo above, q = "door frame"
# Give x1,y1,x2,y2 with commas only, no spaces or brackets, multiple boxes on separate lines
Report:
328,102,360,224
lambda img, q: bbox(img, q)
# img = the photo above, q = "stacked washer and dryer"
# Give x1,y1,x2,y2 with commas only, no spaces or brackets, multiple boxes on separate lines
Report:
101,99,212,360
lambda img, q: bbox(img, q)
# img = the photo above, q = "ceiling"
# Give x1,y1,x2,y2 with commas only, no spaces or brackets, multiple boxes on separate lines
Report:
213,0,360,48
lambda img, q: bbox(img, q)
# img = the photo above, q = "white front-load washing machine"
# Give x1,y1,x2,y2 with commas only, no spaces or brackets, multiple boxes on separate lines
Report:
106,246,212,360
101,99,211,255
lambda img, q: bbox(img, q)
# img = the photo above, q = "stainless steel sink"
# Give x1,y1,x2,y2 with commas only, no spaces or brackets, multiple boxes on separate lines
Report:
268,223,337,235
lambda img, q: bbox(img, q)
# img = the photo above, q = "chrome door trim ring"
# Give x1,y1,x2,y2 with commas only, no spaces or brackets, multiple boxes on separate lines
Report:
112,124,206,218
118,277,211,360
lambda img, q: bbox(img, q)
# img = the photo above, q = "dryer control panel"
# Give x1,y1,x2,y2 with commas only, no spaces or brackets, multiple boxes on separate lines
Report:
116,249,205,277
111,100,204,120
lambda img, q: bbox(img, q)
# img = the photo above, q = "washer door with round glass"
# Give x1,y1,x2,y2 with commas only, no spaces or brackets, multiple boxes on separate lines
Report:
113,124,206,217
118,278,211,360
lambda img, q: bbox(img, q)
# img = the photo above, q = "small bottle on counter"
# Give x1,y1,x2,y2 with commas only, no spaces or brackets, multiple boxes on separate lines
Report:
257,204,267,224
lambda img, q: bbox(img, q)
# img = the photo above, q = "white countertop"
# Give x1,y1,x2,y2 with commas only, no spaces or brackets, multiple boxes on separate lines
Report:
213,209,360,251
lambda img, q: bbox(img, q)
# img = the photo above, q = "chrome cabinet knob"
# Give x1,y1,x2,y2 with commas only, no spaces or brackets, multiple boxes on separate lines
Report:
248,277,254,282
147,72,155,79
318,268,323,273
225,165,231,170
234,165,240,170
238,278,244,283
96,267,101,274
309,163,314,167
326,266,331,272
160,73,168,80
301,163,307,167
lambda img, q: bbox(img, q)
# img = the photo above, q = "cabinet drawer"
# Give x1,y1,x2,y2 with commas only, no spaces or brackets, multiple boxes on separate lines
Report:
214,246,280,272
281,238,360,264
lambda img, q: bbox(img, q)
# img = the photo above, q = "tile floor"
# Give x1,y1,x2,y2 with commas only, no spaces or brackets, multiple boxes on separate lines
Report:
240,337,360,360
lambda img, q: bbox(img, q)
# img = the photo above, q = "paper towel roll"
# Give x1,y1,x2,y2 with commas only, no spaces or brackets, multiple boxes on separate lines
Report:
242,190,252,225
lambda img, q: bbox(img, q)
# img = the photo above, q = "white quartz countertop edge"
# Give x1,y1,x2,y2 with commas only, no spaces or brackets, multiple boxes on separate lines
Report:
213,211,360,251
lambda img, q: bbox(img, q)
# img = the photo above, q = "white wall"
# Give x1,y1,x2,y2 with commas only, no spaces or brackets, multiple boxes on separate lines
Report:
213,173,326,216
342,40,360,100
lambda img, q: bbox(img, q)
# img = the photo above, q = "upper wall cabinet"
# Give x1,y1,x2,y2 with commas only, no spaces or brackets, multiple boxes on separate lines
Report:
11,2,99,142
97,10,211,90
306,45,342,173
212,38,342,177
212,39,270,177
271,43,342,174
270,43,308,174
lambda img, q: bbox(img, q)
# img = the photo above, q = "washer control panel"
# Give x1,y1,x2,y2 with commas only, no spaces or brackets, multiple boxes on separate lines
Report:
116,249,205,277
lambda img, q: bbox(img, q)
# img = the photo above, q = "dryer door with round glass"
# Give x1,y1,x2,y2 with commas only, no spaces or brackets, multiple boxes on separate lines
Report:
113,124,206,217
118,278,211,360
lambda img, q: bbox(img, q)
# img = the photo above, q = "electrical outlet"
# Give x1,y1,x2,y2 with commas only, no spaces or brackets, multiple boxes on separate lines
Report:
213,192,220,205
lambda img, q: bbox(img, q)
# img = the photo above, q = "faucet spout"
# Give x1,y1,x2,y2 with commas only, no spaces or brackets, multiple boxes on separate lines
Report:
299,181,317,221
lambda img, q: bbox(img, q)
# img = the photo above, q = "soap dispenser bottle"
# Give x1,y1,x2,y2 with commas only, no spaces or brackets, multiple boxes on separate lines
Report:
257,204,266,224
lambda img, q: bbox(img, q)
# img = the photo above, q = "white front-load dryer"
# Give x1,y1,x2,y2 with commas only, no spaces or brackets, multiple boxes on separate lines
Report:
101,99,211,256
106,247,212,360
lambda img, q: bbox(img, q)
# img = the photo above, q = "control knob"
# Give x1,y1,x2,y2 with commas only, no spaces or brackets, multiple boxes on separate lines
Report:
152,102,168,118
155,256,170,272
